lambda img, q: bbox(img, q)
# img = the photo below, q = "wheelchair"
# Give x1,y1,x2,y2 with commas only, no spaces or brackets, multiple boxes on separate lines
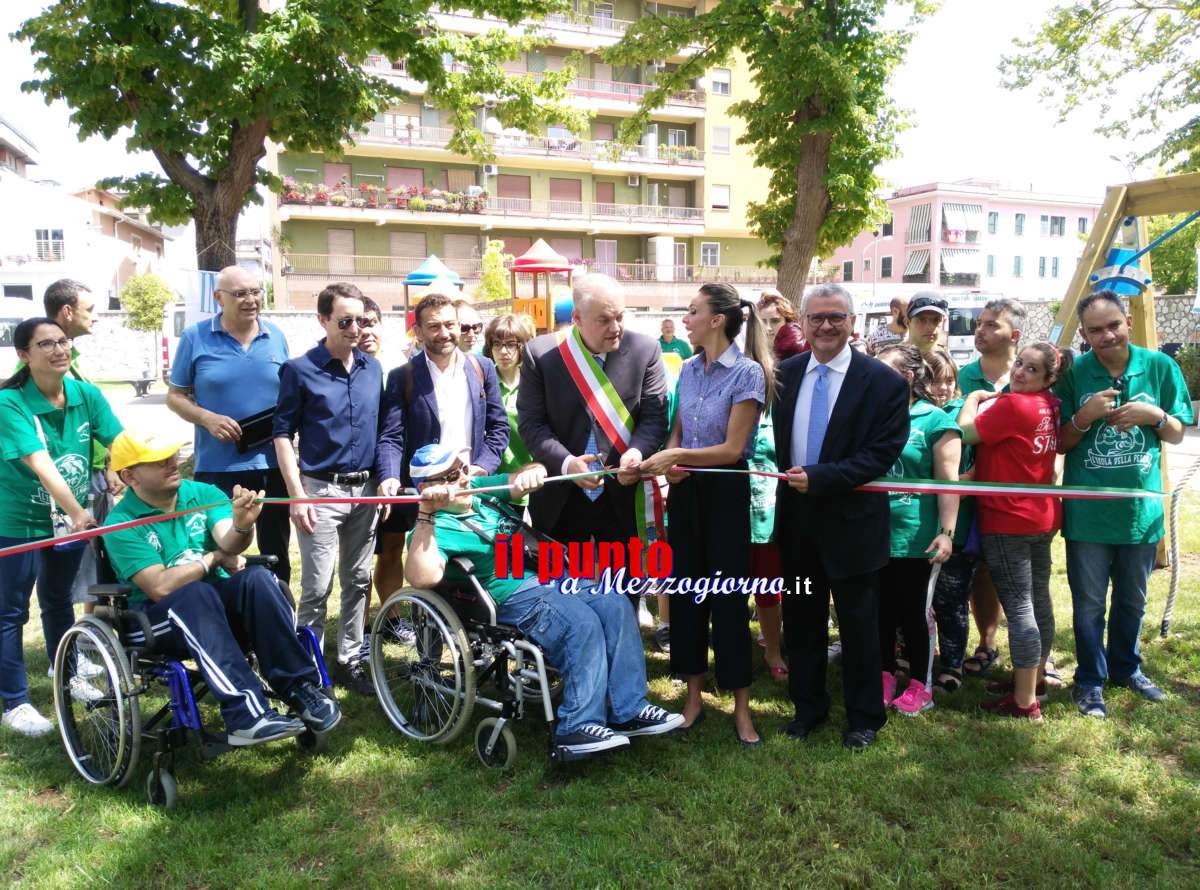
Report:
368,500,566,768
52,553,332,808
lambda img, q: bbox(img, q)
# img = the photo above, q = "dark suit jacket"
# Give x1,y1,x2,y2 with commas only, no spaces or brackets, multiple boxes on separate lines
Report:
772,347,909,579
377,350,509,486
517,329,668,531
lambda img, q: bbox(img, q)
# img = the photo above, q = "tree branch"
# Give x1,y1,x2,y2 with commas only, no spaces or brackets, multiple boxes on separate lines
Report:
152,147,212,197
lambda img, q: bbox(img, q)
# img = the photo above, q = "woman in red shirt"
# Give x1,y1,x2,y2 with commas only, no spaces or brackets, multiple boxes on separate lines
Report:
957,342,1069,721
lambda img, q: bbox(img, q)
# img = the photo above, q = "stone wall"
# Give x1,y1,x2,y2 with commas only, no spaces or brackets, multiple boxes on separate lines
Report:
1017,294,1200,346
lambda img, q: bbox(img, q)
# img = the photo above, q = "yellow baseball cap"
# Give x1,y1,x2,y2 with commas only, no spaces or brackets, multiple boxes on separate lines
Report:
109,430,187,472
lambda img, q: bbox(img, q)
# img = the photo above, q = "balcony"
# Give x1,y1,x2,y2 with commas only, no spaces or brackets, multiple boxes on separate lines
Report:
355,120,704,171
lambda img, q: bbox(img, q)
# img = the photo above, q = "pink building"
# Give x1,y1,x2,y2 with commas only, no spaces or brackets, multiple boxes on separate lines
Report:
826,178,1102,303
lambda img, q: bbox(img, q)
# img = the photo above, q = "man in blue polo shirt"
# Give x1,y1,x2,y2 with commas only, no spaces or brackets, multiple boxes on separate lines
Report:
274,282,383,695
167,266,292,582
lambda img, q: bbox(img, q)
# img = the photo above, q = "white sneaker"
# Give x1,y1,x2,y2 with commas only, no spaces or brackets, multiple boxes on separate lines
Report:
1,703,55,737
69,675,105,703
637,600,655,629
76,654,106,679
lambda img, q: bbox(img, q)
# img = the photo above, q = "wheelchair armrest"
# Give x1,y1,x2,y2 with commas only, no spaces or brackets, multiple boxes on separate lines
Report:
447,557,497,626
124,609,157,650
245,554,279,568
449,556,475,575
89,584,132,608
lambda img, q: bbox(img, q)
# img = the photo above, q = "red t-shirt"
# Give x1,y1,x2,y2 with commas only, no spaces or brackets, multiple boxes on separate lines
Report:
973,391,1062,535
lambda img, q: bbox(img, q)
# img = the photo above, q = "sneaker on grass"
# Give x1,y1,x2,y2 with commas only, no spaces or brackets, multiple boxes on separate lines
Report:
610,704,684,737
653,624,670,653
891,679,934,716
289,681,342,733
335,660,374,696
1,703,54,737
227,710,306,747
1073,685,1107,719
981,692,1044,722
69,675,105,704
555,723,631,757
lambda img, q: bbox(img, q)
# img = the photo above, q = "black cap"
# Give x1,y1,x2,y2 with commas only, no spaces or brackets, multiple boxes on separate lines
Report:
907,295,948,320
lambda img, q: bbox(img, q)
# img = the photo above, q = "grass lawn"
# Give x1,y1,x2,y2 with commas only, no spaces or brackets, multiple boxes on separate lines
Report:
3,497,1200,888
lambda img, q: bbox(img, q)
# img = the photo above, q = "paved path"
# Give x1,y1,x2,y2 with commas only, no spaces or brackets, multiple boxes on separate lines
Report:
104,384,195,460
1166,425,1200,493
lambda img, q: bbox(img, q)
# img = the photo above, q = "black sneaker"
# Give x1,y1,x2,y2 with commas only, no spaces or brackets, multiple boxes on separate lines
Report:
358,632,372,664
290,681,342,732
335,660,374,696
227,710,306,747
653,624,671,653
554,723,631,757
611,704,685,738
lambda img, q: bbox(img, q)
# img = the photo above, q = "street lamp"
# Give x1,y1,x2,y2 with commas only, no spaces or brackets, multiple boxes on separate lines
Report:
860,228,892,302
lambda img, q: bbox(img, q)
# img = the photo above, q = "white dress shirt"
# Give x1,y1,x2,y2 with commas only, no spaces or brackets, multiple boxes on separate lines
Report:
426,349,474,462
790,342,853,467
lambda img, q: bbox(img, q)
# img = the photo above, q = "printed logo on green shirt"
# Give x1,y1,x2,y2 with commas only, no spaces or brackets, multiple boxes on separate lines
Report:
886,428,926,505
1080,389,1154,472
32,453,89,506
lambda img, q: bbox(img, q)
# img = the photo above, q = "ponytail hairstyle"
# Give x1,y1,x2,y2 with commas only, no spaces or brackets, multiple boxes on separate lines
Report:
698,282,776,407
877,343,935,405
2,318,64,391
1020,340,1074,389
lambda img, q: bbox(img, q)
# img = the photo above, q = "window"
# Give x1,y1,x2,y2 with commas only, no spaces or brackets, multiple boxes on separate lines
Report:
1050,215,1066,237
667,128,689,148
3,284,33,300
987,211,998,235
1013,256,1023,277
711,127,731,155
880,256,893,278
711,68,731,96
1014,213,1025,236
863,258,871,272
1052,257,1060,278
881,215,894,237
842,260,854,282
1078,216,1089,235
35,229,65,262
1038,256,1047,278
700,242,720,266
711,184,730,210
986,255,995,277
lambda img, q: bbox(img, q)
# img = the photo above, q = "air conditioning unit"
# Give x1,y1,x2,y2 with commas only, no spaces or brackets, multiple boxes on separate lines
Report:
627,175,641,187
482,163,499,176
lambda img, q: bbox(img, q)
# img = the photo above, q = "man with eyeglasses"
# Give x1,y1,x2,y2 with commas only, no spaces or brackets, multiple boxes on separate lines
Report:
773,284,909,750
454,299,484,355
273,282,384,695
167,266,293,584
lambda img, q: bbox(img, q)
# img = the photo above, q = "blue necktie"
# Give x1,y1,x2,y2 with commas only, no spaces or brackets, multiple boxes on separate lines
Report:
806,364,830,465
583,355,605,501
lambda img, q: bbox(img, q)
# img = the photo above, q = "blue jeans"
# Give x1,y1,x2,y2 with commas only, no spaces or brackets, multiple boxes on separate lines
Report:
497,582,649,737
1066,540,1158,690
0,537,83,711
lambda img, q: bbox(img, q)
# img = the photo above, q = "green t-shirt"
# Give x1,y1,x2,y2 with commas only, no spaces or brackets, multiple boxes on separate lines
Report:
942,398,975,549
659,337,693,360
14,349,108,470
957,358,999,398
747,408,777,545
497,376,534,505
886,400,962,559
104,480,234,604
0,377,123,538
410,475,529,604
1054,345,1194,544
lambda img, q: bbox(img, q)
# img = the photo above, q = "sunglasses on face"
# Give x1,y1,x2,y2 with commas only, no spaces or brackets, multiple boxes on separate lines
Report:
459,323,483,334
423,464,469,485
336,316,370,330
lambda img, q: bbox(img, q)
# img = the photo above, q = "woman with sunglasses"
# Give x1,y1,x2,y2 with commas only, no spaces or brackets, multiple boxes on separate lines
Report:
0,318,123,737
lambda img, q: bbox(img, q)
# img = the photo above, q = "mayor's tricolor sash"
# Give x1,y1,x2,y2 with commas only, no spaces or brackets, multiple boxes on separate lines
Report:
557,325,666,541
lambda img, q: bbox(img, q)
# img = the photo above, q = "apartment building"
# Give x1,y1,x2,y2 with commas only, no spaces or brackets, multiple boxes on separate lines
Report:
826,178,1103,304
270,1,775,311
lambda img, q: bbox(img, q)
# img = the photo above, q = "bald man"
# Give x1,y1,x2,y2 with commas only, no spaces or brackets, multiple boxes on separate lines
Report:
166,266,294,581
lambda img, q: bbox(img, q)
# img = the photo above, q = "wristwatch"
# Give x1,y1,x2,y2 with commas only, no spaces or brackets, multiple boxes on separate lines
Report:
1154,410,1170,431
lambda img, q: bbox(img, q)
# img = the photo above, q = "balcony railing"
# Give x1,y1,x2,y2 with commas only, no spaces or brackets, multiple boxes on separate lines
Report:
358,120,705,165
282,255,773,285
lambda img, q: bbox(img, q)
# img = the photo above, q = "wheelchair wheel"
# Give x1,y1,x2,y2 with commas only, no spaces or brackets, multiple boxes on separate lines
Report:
371,589,475,744
475,718,516,770
53,618,141,789
521,665,564,706
147,769,177,809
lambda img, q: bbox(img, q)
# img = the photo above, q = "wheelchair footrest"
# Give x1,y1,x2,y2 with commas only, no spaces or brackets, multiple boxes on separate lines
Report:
199,730,233,761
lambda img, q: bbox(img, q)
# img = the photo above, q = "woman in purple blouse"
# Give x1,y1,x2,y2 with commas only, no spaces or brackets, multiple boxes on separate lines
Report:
638,283,775,746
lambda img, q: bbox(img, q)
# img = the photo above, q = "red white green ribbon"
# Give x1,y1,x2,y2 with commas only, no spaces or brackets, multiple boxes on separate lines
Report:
556,325,666,541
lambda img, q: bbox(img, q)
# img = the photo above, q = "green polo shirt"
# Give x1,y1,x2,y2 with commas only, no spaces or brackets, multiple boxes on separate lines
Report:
104,480,234,604
410,475,528,604
1054,345,1193,544
0,376,123,538
957,358,998,398
659,336,693,360
15,349,108,470
886,400,962,559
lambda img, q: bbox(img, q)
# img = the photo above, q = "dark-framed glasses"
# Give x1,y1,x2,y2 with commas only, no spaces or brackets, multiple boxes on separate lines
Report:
34,337,73,353
806,312,849,327
337,316,369,330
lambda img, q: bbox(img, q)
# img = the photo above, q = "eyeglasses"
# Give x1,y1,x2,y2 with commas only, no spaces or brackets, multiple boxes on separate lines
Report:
493,339,522,352
358,317,379,329
459,323,483,335
423,464,469,485
34,337,73,353
218,287,262,301
805,313,849,327
336,316,369,330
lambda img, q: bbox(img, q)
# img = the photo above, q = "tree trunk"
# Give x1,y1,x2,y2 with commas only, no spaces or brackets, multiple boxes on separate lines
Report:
776,130,833,311
192,197,239,271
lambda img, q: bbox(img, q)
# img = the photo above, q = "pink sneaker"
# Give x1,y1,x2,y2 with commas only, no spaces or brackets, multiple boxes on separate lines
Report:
882,671,897,706
892,679,934,716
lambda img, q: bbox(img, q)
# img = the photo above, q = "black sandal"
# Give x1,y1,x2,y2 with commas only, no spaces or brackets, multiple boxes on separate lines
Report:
963,646,999,677
934,668,963,694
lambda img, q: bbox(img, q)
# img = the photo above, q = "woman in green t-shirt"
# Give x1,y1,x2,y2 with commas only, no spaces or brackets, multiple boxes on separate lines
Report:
874,345,961,718
483,314,537,502
0,319,123,738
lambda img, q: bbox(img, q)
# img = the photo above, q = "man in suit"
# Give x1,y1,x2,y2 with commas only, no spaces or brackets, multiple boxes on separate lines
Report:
773,284,909,750
517,273,669,546
376,293,508,596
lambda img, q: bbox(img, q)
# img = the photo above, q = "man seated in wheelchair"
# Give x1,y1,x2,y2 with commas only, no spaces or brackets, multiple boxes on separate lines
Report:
404,443,684,758
102,431,340,746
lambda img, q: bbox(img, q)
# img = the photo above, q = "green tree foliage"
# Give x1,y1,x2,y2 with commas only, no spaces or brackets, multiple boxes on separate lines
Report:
1001,2,1200,172
15,1,582,271
119,274,175,333
606,1,931,305
473,239,513,303
1147,214,1200,294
